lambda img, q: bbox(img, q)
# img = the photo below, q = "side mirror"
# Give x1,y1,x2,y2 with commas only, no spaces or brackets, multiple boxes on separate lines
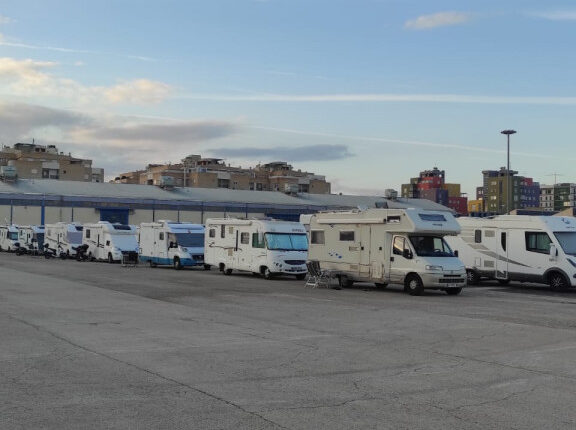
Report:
403,249,413,259
550,244,558,258
454,250,459,257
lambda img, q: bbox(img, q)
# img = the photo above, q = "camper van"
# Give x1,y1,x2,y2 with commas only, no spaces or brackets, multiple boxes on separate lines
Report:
45,222,83,257
17,225,45,253
82,221,138,263
204,218,308,279
445,215,576,289
305,208,466,295
0,225,20,251
139,220,207,269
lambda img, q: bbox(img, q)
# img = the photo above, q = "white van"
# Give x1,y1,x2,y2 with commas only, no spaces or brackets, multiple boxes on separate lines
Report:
45,222,83,257
82,221,138,263
139,220,207,269
305,208,466,295
445,215,576,289
204,218,308,279
17,225,45,253
0,225,20,251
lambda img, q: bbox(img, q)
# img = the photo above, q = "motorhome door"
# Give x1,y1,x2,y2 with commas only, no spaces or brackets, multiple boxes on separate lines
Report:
496,230,509,280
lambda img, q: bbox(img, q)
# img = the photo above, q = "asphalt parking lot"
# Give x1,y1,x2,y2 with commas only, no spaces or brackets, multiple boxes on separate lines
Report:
2,252,576,429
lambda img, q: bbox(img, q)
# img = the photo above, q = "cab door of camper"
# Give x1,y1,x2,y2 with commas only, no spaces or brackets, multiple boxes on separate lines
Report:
388,235,412,284
496,229,509,280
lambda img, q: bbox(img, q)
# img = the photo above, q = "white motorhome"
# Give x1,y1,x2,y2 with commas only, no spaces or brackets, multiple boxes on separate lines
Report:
82,221,138,263
204,218,308,279
17,225,45,252
305,208,466,295
0,225,20,251
445,215,576,289
45,222,83,257
139,220,207,269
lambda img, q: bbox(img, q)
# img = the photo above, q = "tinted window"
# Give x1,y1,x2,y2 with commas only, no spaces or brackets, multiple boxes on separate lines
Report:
209,228,215,238
159,232,164,241
339,231,354,241
252,233,265,248
501,232,506,251
393,236,405,255
220,225,225,238
86,229,91,239
474,230,482,243
240,232,249,244
311,230,325,244
525,232,552,254
418,214,446,222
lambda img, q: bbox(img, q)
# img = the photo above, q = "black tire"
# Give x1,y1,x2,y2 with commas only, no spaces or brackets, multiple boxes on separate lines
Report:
338,275,354,288
549,272,569,291
295,273,306,280
404,274,424,296
263,267,273,280
497,279,510,285
108,253,114,264
203,264,211,271
375,282,388,288
445,288,463,295
466,269,480,285
89,252,95,262
223,268,232,276
148,260,157,268
173,258,183,270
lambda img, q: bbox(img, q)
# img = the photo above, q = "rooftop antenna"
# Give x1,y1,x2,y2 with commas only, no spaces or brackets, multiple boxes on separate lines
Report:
546,173,564,185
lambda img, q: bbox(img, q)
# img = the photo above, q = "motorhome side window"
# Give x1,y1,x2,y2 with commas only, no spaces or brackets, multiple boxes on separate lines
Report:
159,232,164,241
86,229,91,239
209,228,215,238
525,232,552,254
393,237,405,255
311,230,325,244
240,232,249,244
501,232,506,251
252,233,265,248
474,230,482,243
339,231,354,241
220,225,225,238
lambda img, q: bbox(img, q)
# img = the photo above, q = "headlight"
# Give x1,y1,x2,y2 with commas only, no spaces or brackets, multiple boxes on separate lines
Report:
568,259,576,268
425,265,443,271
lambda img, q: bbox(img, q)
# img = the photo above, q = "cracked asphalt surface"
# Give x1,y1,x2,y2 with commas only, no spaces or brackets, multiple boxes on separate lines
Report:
2,252,576,429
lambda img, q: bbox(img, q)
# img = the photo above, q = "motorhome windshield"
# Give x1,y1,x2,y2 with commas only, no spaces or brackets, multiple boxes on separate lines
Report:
8,232,18,240
409,235,454,257
554,232,576,256
172,232,204,248
36,233,45,245
265,233,308,251
67,231,83,244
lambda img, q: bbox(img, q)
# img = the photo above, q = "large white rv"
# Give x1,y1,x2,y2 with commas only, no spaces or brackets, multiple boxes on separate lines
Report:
139,220,207,269
204,218,308,279
445,215,576,289
305,208,466,295
17,225,45,252
0,225,20,251
45,222,83,257
82,221,138,263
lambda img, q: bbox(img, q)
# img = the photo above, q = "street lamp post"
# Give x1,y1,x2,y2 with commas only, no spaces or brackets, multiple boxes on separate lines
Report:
501,129,517,214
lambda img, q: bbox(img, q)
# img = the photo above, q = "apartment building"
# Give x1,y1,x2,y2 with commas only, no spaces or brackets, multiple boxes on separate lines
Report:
540,183,576,212
114,155,331,194
0,143,104,182
401,167,468,215
480,168,540,214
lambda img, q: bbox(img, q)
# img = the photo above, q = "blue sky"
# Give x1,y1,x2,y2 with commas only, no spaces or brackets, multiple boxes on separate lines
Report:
1,0,576,196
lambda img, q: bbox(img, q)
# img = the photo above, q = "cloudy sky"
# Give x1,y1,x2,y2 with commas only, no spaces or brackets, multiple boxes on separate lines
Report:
1,0,576,196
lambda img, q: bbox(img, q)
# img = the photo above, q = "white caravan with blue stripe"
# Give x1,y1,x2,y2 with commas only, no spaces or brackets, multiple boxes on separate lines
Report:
446,215,576,289
45,222,83,257
138,220,206,269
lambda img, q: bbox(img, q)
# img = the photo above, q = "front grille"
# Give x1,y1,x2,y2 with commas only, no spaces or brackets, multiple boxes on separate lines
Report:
443,274,462,278
439,278,464,283
285,260,306,265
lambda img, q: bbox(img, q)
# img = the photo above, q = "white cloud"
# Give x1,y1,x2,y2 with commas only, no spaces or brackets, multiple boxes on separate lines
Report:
0,57,172,105
177,92,576,106
529,10,576,21
405,11,472,30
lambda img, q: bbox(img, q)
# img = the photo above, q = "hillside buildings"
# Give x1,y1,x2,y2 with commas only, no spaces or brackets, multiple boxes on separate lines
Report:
0,143,104,182
114,155,331,194
401,167,468,215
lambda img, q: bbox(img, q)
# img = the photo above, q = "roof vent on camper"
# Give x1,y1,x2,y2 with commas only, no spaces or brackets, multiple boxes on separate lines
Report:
156,175,175,190
0,165,17,183
384,189,398,200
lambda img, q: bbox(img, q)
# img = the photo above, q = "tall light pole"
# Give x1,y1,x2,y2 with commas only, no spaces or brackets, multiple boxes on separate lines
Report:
501,129,517,214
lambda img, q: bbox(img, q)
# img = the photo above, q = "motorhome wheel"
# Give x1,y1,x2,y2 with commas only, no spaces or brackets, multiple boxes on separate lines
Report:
108,253,114,264
405,274,424,296
338,275,353,288
149,260,157,268
549,272,568,290
223,268,232,276
204,264,211,270
497,279,510,285
263,267,273,279
173,258,183,270
445,288,462,295
466,269,480,285
295,274,306,280
375,282,388,288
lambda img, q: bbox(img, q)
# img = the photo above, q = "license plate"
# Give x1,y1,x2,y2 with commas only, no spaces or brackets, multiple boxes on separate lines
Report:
447,283,459,288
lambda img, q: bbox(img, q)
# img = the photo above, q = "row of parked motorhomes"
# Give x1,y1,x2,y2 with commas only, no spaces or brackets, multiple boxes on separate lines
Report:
1,208,576,295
